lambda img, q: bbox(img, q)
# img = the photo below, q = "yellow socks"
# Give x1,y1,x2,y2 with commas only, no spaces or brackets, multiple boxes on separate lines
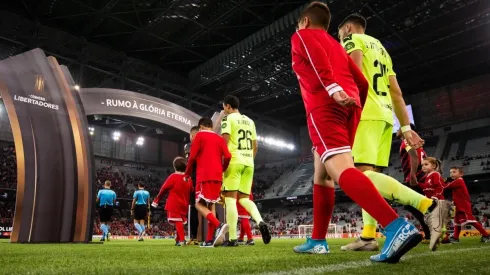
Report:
359,170,434,238
361,210,378,239
225,197,238,240
239,198,263,224
364,170,431,213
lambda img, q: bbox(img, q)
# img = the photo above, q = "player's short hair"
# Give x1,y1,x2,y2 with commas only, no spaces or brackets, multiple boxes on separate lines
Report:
198,117,213,129
138,182,145,188
299,2,331,30
190,126,199,133
104,180,111,187
173,157,186,172
223,95,240,109
450,166,464,174
338,13,367,30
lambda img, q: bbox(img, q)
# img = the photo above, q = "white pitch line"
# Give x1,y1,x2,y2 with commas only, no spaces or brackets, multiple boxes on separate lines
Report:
250,246,490,275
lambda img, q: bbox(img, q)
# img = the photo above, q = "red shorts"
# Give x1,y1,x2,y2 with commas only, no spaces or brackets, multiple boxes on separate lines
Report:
237,203,250,219
454,211,477,226
167,212,187,224
308,105,361,163
195,181,222,203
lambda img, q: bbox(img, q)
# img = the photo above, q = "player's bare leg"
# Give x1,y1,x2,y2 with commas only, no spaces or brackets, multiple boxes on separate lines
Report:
195,200,225,247
324,152,422,263
293,150,332,254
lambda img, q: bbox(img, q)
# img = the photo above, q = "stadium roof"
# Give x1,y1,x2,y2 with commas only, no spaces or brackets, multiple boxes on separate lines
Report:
1,0,488,132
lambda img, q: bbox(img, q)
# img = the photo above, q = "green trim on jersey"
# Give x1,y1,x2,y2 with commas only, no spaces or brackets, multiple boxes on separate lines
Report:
342,33,395,124
221,113,257,167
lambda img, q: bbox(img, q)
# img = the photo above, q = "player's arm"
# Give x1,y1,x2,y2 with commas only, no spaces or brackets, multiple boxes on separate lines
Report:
444,178,460,190
292,31,343,97
131,196,136,213
184,134,201,177
152,177,174,207
417,182,429,189
221,116,231,145
388,60,424,148
432,172,445,198
112,192,116,206
222,138,232,171
347,57,368,107
213,111,226,133
389,75,411,127
406,144,420,182
251,121,258,159
96,190,101,204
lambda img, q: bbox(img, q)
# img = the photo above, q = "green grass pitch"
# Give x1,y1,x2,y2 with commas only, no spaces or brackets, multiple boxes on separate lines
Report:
1,237,489,275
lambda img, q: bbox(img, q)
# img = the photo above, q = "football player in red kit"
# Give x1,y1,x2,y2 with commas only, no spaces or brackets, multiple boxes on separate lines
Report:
152,157,193,246
290,2,422,263
445,166,490,243
237,189,254,245
185,117,232,247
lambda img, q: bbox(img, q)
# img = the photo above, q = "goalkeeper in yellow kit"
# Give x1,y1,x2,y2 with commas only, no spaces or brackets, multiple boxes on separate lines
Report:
338,14,449,251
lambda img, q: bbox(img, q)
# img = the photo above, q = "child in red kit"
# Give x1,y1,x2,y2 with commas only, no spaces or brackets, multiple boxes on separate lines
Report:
445,166,490,243
152,157,193,246
416,157,445,200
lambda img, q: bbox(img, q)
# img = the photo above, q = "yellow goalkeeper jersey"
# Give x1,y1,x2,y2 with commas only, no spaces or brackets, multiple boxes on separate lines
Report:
342,33,395,125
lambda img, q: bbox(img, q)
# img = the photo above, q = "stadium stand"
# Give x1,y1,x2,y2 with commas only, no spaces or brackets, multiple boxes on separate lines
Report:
2,118,490,237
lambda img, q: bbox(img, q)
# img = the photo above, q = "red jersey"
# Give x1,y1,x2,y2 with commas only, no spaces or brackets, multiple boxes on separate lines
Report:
185,130,231,183
291,29,368,115
399,140,427,183
445,178,472,213
155,172,193,215
418,171,445,200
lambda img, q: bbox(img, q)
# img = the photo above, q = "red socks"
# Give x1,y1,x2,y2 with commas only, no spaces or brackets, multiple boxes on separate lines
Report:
454,225,461,240
175,221,185,242
311,185,335,240
239,221,245,240
338,168,398,227
206,223,215,242
241,218,253,240
206,213,221,228
471,222,489,237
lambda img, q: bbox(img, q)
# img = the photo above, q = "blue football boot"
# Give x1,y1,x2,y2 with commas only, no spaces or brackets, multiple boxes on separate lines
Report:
370,218,422,263
293,237,329,254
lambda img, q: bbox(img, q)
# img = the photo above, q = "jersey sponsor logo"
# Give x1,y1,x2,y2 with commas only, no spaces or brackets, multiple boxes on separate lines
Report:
344,42,355,51
343,34,353,43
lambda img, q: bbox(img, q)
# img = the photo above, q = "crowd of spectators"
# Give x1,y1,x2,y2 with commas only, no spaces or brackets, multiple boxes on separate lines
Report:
0,201,14,226
0,145,16,189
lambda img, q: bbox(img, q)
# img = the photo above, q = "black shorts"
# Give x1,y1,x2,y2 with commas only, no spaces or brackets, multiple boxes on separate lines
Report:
134,204,148,220
99,205,113,222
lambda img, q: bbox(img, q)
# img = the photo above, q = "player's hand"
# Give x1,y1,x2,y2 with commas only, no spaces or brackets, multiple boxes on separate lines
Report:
403,130,425,149
332,91,356,107
151,201,158,208
409,174,418,187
